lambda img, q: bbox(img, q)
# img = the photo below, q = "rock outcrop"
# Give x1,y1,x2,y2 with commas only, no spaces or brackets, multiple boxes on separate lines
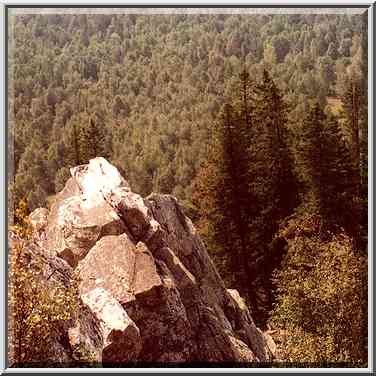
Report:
8,234,103,367
26,157,275,366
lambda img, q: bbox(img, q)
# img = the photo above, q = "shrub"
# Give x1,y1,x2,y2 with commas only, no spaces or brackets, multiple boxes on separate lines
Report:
270,214,367,366
8,199,79,366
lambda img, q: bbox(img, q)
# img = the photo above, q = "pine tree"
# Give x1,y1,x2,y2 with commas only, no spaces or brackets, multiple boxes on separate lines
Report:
63,113,86,168
247,70,298,324
79,115,100,163
13,138,49,211
340,78,365,248
72,120,81,166
321,114,356,232
66,112,111,166
296,102,326,214
342,80,361,197
195,70,298,326
193,101,255,298
233,67,253,134
297,103,355,233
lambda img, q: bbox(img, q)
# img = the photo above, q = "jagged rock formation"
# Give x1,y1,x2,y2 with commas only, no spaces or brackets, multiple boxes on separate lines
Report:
26,157,275,366
8,234,103,367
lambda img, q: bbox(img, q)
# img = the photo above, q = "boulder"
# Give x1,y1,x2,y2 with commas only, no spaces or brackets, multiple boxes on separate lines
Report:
40,157,276,366
226,289,272,361
46,196,126,267
70,157,129,202
81,288,141,364
133,242,163,297
77,235,163,305
123,260,194,362
104,187,161,244
56,176,82,202
263,332,277,358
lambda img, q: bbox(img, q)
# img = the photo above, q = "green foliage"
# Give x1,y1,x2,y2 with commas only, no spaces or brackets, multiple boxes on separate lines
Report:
9,200,80,367
79,115,111,164
72,343,99,366
54,166,71,193
9,13,368,364
13,140,49,211
10,199,31,237
270,214,367,365
193,98,254,292
245,70,298,324
194,70,298,325
296,103,357,234
10,13,366,209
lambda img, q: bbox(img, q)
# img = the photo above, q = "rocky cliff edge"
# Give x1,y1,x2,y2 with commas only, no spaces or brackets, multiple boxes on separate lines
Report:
23,157,275,366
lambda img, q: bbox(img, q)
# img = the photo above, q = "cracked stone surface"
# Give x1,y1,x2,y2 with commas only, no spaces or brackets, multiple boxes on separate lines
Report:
34,157,275,365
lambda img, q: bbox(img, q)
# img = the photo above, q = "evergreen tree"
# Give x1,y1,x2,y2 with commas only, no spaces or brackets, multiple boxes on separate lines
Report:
321,114,357,232
78,113,110,164
195,70,298,326
296,103,355,233
234,67,253,133
13,139,49,211
63,116,83,167
296,102,326,214
193,101,255,299
247,70,298,324
342,80,361,197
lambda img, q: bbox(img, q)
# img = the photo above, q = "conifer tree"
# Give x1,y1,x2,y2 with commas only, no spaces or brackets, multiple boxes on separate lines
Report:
79,115,100,163
234,67,253,134
321,114,356,232
13,138,49,211
342,80,361,197
193,101,255,298
247,70,298,324
297,103,355,233
78,113,110,164
296,102,326,214
340,78,365,247
64,117,83,167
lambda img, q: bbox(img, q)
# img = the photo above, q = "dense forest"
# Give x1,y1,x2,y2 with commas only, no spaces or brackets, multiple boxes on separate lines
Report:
9,11,368,365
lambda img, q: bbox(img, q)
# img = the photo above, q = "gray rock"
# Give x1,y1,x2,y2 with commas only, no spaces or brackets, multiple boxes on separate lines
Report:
46,159,129,267
81,287,141,364
8,235,103,367
41,157,276,365
77,234,138,304
70,157,129,200
226,289,272,361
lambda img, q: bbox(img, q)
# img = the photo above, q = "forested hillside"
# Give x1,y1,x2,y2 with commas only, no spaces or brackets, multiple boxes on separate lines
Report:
9,12,367,208
9,10,368,365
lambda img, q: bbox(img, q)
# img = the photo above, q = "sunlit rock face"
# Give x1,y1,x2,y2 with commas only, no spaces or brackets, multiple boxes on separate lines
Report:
70,157,129,203
29,207,49,233
36,157,275,365
81,287,141,364
46,159,128,267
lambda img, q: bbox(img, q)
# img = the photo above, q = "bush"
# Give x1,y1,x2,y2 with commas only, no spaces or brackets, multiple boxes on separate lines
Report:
8,199,79,366
270,214,367,365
